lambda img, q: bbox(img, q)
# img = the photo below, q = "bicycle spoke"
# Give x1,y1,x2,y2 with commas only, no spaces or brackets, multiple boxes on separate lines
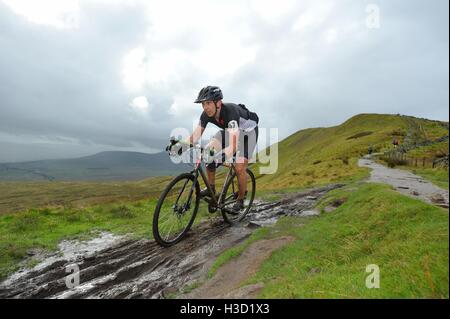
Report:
221,168,255,223
164,219,176,241
154,175,198,245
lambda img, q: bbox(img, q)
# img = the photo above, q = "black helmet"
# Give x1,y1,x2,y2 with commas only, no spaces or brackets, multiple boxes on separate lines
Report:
194,86,223,103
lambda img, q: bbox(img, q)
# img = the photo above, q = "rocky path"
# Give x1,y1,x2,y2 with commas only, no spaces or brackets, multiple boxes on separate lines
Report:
358,158,448,209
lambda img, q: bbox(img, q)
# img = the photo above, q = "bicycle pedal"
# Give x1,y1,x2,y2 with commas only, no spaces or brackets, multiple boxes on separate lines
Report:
208,202,218,213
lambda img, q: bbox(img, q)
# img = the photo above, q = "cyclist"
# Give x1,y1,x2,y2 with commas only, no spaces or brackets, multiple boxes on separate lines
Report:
393,138,399,149
182,86,259,211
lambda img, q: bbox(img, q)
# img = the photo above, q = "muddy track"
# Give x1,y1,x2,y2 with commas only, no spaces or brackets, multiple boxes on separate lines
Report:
0,184,342,299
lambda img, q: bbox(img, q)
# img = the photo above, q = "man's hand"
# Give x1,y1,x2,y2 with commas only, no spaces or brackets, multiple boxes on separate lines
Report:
223,161,232,168
166,142,183,156
212,151,233,167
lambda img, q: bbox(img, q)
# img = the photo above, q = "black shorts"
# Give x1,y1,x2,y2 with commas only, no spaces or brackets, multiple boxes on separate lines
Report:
206,127,259,170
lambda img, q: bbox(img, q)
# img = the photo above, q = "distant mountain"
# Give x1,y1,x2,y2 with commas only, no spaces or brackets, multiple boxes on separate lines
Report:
0,151,189,181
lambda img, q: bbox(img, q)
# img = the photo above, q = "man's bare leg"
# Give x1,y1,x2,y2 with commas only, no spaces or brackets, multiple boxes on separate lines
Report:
206,167,216,188
234,157,248,200
205,138,222,190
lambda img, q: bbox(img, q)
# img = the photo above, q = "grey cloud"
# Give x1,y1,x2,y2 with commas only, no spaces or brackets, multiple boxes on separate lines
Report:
0,0,448,162
224,0,448,139
0,1,171,150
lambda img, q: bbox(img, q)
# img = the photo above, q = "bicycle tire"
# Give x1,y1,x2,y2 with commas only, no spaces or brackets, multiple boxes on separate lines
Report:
221,168,256,224
153,173,200,247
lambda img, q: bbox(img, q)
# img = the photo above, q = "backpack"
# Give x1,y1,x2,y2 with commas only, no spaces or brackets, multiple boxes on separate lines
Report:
238,104,259,124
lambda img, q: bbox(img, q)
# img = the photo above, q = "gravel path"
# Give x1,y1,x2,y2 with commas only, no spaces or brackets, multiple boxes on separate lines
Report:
358,157,448,209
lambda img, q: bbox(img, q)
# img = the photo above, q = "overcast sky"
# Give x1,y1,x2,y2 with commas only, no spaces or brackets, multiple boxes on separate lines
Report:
0,0,448,162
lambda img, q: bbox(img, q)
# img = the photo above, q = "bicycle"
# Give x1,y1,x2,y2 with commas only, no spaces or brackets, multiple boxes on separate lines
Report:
152,137,256,247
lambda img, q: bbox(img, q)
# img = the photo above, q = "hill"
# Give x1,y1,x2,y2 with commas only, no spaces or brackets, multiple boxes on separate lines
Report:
0,151,187,181
254,113,448,191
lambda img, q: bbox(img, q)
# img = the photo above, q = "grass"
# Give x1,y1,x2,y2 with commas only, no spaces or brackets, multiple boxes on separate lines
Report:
411,168,449,190
0,176,172,215
0,195,212,281
407,141,448,159
208,183,448,298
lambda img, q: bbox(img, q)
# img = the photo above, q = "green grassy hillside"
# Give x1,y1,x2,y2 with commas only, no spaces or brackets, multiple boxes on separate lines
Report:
254,114,448,190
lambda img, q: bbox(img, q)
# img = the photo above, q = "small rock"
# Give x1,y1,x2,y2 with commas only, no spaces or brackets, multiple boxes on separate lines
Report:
306,196,318,200
300,210,320,217
324,206,336,213
308,267,321,274
246,222,262,229
331,198,346,207
411,191,420,196
431,194,445,204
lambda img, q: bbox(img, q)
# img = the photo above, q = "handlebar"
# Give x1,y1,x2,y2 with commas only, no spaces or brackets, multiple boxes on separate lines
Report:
167,137,232,167
167,136,214,156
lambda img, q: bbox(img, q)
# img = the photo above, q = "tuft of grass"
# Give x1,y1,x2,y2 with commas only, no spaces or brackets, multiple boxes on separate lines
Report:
408,141,448,160
383,156,408,168
411,168,449,190
109,205,136,219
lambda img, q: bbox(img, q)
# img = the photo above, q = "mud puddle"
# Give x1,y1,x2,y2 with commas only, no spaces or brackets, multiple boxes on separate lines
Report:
0,184,342,299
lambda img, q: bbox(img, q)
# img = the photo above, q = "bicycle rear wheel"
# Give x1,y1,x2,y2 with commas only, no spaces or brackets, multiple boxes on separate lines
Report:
153,173,200,247
221,168,255,224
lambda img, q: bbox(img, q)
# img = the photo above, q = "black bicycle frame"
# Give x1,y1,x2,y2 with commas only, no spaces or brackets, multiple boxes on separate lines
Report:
169,140,237,212
184,160,235,210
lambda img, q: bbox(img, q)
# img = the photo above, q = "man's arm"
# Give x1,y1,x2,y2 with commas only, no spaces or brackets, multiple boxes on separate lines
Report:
185,124,205,145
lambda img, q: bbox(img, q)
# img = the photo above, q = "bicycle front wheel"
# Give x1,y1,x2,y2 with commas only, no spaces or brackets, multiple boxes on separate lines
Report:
153,173,200,247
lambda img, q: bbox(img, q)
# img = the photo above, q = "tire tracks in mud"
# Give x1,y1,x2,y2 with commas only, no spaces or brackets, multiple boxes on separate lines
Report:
0,184,343,299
